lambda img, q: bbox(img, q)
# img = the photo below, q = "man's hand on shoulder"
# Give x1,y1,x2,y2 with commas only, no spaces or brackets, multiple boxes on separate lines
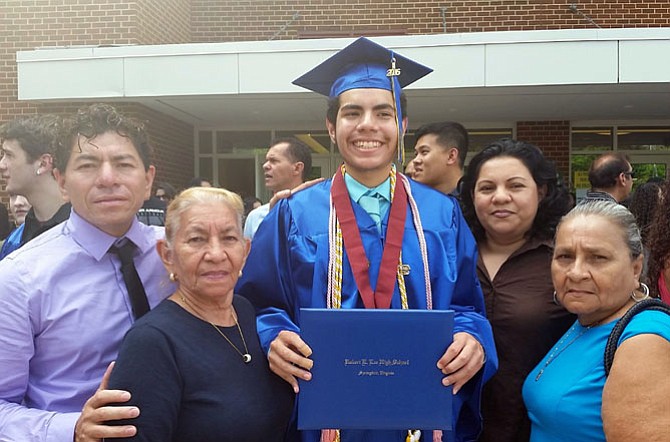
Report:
74,362,139,441
269,178,325,209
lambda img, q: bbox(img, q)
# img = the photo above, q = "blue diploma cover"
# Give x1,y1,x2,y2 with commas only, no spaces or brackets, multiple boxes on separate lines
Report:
298,308,454,430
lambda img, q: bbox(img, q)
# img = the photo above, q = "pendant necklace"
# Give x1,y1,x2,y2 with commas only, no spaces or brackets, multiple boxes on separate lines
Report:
534,320,600,381
180,294,252,364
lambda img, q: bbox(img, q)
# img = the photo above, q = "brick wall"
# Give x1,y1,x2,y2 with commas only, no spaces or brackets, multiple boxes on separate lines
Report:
125,104,195,190
0,1,138,123
0,0,192,121
517,120,571,186
191,0,670,43
136,0,192,44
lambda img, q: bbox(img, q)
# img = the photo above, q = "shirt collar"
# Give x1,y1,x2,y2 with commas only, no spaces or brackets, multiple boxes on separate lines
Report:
585,190,618,203
344,173,391,203
65,209,158,261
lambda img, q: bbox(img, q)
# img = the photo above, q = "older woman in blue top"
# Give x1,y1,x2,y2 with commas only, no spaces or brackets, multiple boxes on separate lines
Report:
522,201,670,441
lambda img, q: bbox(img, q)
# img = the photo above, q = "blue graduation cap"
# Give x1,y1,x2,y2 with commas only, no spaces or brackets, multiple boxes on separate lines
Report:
293,37,432,163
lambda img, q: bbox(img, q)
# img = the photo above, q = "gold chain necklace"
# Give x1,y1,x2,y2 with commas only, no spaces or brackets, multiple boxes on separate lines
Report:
534,320,600,381
180,294,252,364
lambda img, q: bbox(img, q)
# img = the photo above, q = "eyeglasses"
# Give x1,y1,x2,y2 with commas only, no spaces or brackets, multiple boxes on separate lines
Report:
622,171,635,179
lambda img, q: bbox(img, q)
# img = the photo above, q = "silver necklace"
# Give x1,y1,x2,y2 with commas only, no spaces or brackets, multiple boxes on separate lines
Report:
180,294,252,364
535,321,599,381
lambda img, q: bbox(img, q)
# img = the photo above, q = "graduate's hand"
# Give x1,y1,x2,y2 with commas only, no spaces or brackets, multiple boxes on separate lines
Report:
437,332,485,395
268,330,314,393
74,362,139,441
269,178,325,209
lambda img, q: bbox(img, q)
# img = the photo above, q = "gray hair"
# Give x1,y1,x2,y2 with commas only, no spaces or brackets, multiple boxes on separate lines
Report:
165,187,244,245
558,200,642,259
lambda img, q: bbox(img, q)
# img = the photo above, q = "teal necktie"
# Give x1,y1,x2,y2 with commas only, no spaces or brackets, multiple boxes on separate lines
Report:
359,191,382,233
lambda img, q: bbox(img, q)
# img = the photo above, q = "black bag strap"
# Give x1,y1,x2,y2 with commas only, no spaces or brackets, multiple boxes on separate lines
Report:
604,298,670,376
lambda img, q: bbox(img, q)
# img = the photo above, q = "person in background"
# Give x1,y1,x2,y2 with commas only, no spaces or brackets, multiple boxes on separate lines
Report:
567,191,577,209
9,194,31,225
0,114,70,257
0,202,10,242
0,194,32,259
628,181,662,279
137,194,167,227
242,196,262,227
237,37,496,442
108,187,294,441
646,176,666,185
155,181,177,204
411,121,469,197
403,159,415,178
243,196,262,215
137,182,177,227
460,138,574,442
0,103,174,441
647,178,670,303
523,201,670,441
243,137,312,239
582,153,634,204
187,177,212,188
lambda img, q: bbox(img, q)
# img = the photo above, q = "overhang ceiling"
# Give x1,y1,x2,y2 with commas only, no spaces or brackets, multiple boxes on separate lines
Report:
135,82,670,130
17,29,670,129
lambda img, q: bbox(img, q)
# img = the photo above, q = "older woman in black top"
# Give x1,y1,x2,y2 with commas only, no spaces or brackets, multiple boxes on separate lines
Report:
109,187,294,442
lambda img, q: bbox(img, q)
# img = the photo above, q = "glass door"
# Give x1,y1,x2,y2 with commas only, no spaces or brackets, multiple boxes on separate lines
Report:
628,154,668,184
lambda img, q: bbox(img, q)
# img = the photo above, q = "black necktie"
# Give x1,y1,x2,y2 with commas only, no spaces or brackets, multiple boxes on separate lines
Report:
110,241,150,319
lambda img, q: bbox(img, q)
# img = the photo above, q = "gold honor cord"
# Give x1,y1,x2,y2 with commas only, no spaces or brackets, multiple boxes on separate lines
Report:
327,165,409,310
323,165,410,442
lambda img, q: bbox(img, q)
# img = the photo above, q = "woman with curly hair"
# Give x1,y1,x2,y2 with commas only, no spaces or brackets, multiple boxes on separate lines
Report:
646,179,670,303
461,138,575,442
628,181,662,278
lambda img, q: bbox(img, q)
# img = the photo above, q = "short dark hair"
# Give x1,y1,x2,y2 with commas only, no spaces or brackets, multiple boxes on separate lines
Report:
461,138,570,242
414,121,469,168
156,181,177,200
326,92,408,128
187,177,210,188
588,152,631,189
243,195,263,216
0,114,62,162
270,137,313,182
57,104,152,172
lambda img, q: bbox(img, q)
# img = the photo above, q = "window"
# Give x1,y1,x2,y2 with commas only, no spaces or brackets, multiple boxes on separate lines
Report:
572,128,612,151
216,131,271,153
617,127,670,151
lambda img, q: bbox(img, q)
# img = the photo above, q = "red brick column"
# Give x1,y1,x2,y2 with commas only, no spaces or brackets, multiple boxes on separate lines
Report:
516,121,571,187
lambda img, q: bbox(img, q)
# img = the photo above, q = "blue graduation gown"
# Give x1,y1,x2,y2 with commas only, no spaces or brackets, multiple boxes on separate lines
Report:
237,178,497,442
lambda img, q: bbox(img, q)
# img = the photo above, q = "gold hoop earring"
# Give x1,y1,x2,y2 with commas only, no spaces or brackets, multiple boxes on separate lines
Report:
553,290,560,306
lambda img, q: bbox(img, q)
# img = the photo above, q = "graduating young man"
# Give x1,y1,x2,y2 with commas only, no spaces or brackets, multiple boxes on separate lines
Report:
237,37,497,442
